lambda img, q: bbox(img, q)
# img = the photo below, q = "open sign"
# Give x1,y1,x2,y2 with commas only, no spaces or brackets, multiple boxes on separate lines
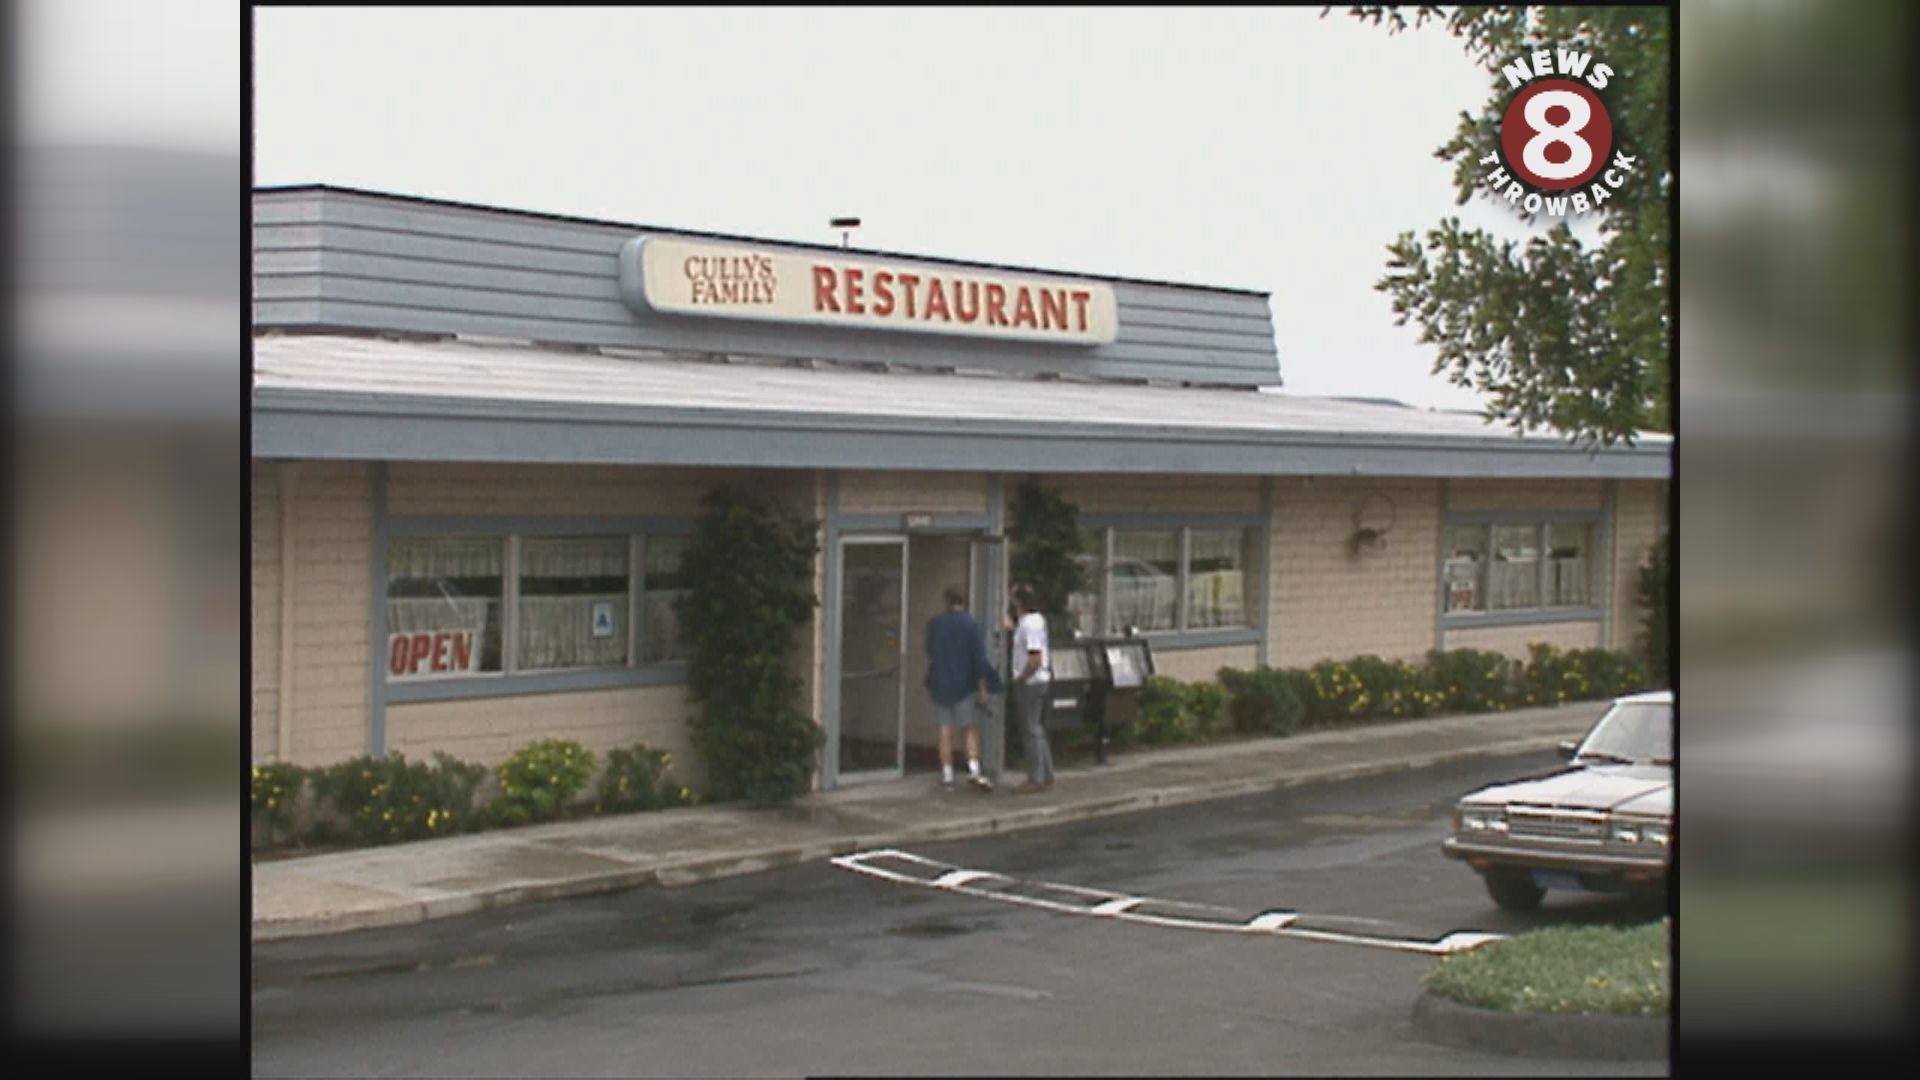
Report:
388,631,478,677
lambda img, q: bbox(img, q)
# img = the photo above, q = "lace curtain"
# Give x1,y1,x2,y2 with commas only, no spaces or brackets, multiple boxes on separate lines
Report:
641,536,689,662
1489,525,1540,610
1111,530,1179,631
1548,524,1592,606
1187,529,1247,629
518,537,628,670
385,538,502,675
389,537,502,581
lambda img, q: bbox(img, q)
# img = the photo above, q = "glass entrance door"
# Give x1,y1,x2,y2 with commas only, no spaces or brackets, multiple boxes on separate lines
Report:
837,537,908,780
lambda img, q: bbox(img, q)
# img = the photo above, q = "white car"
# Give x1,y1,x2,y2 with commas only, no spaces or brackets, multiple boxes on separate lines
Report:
1443,690,1673,910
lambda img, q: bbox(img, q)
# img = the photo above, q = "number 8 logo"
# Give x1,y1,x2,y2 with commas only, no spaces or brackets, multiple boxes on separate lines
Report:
1501,78,1613,191
1522,90,1593,181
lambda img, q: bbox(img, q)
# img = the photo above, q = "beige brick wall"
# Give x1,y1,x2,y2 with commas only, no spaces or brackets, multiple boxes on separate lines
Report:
387,463,764,517
1268,477,1442,667
838,470,988,514
1445,620,1603,660
1152,644,1260,684
1048,473,1261,515
279,461,375,766
1608,479,1667,651
1449,478,1604,514
252,463,282,761
384,685,706,791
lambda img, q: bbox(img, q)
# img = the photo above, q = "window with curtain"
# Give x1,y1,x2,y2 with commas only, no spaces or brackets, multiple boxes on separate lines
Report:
1442,525,1488,613
386,537,504,679
641,535,690,663
1066,526,1105,637
1186,528,1251,629
1489,524,1541,610
517,536,630,671
1109,529,1179,632
1547,523,1593,607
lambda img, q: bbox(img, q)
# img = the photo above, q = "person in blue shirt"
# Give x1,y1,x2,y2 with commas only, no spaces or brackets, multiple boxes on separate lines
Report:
924,586,999,790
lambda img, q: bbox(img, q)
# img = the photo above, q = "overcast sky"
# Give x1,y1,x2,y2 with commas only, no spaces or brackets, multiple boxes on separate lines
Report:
250,6,1545,412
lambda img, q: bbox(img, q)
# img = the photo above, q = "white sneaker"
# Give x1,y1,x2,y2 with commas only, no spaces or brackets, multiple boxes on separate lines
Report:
968,773,993,792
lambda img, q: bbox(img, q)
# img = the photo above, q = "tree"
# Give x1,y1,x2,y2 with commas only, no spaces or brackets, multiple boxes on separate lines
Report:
1341,5,1671,447
1637,532,1670,688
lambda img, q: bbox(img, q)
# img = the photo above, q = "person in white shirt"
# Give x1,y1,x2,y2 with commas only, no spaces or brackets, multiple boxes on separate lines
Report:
1008,585,1055,793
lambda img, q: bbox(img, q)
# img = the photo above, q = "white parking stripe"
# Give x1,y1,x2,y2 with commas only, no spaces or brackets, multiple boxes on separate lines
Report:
932,870,1007,888
830,849,1504,956
1245,911,1299,932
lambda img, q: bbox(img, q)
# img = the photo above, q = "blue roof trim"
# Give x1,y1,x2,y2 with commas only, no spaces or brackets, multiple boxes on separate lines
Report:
252,388,1672,480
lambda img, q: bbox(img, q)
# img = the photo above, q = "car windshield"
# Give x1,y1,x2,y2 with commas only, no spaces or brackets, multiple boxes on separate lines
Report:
1577,701,1673,765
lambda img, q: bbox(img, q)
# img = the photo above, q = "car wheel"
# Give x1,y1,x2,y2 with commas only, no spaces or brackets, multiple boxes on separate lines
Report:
1483,868,1545,911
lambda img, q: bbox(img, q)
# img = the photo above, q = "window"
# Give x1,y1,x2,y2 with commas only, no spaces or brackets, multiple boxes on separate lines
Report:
1547,523,1592,607
641,535,690,663
386,538,505,679
1441,519,1600,618
1489,524,1541,610
1065,527,1105,637
1442,525,1487,613
518,536,629,671
1110,530,1180,632
1011,522,1260,639
384,528,687,683
1186,529,1250,629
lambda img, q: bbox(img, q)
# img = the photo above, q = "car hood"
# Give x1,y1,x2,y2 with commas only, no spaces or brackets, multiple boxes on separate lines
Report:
1463,765,1672,815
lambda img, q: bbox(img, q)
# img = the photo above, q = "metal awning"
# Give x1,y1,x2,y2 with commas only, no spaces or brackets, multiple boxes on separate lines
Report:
251,333,1671,479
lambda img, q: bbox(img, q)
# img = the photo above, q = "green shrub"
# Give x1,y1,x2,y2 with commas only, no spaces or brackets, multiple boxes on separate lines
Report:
1274,668,1323,728
1183,682,1231,739
312,751,490,846
250,761,309,846
1218,666,1306,737
679,486,824,806
1514,644,1647,707
594,745,698,815
1567,647,1651,699
1310,655,1437,721
1426,648,1518,713
1137,676,1194,745
1308,658,1368,722
487,739,597,827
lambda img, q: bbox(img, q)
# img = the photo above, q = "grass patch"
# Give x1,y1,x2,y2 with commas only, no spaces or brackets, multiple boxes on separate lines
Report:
1426,920,1670,1016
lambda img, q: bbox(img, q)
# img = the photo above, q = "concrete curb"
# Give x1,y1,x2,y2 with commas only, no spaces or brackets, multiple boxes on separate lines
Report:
253,731,1571,942
1411,989,1669,1061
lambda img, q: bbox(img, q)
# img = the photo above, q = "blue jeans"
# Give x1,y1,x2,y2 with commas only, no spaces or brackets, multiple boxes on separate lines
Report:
1014,681,1055,785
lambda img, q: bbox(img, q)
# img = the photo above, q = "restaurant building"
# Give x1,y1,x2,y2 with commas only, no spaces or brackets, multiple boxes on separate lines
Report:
250,186,1671,790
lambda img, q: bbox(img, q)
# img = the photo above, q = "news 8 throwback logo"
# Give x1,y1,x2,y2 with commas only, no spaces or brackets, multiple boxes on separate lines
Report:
1479,46,1638,218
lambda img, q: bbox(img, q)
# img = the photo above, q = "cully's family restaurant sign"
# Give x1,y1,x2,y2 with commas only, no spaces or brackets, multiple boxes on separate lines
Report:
620,236,1119,345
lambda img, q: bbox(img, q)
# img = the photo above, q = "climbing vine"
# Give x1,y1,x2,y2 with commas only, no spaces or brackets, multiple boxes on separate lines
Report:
1008,480,1089,638
676,486,824,805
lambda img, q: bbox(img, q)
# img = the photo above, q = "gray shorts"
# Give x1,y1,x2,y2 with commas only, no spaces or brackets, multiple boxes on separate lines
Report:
930,698,981,729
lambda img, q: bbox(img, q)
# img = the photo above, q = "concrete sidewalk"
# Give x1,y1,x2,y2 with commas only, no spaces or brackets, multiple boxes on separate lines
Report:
251,702,1602,942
